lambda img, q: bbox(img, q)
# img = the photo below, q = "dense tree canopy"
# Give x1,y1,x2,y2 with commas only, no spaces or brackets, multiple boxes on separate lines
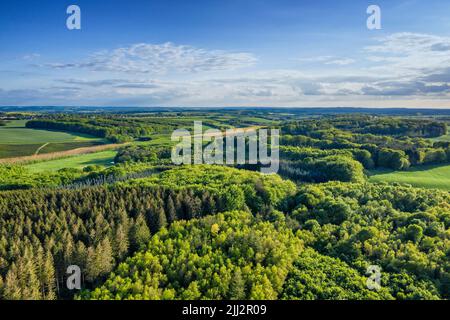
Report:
0,166,295,299
80,211,302,300
287,182,450,299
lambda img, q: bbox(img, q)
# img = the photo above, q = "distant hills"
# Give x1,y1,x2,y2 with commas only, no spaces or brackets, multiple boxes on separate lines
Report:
1,106,450,116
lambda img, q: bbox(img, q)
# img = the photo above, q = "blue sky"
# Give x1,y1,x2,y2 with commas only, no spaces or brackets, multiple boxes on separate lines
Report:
1,0,450,107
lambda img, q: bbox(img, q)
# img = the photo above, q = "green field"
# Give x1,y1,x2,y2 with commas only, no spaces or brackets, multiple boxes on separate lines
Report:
431,134,450,142
369,164,450,191
0,120,105,158
25,150,117,173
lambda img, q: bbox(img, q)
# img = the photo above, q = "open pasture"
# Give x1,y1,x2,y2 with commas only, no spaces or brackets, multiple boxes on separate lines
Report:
369,164,450,191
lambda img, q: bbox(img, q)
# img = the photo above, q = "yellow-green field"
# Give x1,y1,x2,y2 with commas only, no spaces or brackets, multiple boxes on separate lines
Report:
369,164,450,191
25,150,117,173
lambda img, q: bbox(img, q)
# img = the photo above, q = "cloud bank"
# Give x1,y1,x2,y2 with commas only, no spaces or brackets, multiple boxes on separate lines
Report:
45,42,257,74
3,34,450,107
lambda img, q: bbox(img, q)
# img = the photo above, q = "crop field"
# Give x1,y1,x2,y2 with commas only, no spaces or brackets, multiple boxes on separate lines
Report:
25,150,117,173
0,120,105,158
369,164,450,191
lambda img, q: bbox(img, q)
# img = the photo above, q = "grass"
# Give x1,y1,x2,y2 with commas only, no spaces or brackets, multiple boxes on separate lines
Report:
0,120,105,158
140,134,173,146
369,164,450,191
0,120,100,144
25,150,117,173
431,134,450,142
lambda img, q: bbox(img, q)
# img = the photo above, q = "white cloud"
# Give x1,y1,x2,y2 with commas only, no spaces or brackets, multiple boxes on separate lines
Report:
296,55,334,63
324,58,355,66
46,42,257,74
22,53,41,61
364,32,450,75
297,56,355,66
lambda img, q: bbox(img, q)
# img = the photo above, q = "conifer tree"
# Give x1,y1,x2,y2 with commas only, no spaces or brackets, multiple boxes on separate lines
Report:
114,225,129,260
3,266,21,300
130,214,151,251
98,238,113,277
166,196,177,223
42,252,56,300
228,268,245,300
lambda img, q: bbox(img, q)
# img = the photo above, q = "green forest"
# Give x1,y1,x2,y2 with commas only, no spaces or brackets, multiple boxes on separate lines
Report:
0,109,449,300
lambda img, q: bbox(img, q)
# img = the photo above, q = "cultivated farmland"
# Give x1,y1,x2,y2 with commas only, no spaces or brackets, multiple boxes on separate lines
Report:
0,120,106,158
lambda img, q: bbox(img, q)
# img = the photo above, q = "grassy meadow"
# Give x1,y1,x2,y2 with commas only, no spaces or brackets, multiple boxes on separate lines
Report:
25,150,117,173
431,134,450,142
369,164,450,191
